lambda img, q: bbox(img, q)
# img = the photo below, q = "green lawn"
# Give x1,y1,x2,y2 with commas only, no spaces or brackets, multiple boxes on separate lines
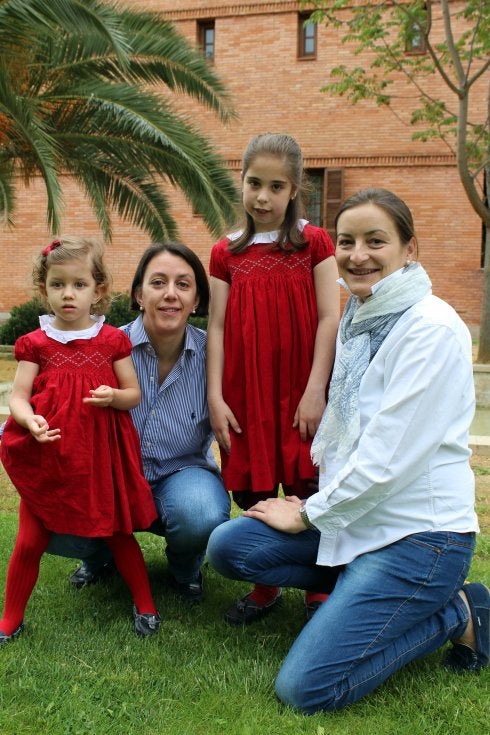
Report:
0,477,488,735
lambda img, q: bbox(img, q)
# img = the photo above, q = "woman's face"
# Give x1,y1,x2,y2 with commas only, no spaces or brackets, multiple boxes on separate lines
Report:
335,203,415,300
136,251,199,338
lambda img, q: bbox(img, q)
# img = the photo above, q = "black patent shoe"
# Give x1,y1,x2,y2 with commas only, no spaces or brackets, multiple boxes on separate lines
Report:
444,582,489,672
0,623,24,646
224,589,282,625
133,607,161,637
69,560,117,588
169,571,205,603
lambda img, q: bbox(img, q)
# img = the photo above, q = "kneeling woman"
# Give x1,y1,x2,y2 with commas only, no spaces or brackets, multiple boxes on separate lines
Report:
207,188,488,712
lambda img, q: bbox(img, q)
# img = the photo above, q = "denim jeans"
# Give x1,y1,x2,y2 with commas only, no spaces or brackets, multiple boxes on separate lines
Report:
48,467,230,584
207,517,475,712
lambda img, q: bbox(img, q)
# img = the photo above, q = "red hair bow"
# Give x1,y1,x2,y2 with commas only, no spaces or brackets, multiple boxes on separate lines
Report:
42,239,62,256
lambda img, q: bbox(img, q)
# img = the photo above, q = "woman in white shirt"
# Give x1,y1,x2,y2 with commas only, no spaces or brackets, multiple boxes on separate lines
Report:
207,188,488,712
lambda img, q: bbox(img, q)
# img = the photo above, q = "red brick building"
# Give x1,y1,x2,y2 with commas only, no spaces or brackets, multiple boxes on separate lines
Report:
0,1,485,330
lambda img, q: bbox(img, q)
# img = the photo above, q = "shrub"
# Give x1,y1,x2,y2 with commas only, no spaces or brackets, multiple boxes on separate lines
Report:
188,315,208,330
105,293,138,327
0,297,46,344
0,294,207,344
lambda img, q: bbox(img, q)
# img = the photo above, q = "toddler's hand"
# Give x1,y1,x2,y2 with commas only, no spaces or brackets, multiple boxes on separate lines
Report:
26,415,61,443
83,385,115,407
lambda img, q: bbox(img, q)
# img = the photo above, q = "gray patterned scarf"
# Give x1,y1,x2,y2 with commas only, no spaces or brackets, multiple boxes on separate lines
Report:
311,263,432,468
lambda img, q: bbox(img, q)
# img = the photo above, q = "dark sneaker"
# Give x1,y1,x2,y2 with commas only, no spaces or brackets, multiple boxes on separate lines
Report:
0,623,24,646
133,607,161,637
224,589,282,625
69,560,117,589
444,582,489,672
169,571,205,603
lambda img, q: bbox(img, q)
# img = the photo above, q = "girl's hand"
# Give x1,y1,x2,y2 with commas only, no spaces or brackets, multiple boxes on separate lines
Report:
243,497,306,534
83,385,115,407
209,398,241,455
26,415,61,443
293,387,326,441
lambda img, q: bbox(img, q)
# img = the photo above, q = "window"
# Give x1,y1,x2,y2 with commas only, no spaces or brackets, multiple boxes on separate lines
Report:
298,13,317,59
198,20,215,61
405,5,428,54
305,168,344,240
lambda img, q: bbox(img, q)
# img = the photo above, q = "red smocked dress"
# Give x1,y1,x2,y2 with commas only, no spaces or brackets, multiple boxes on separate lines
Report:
0,325,157,536
209,223,335,492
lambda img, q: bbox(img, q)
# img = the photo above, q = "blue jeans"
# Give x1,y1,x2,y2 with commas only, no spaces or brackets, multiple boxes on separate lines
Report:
48,467,230,584
207,517,475,712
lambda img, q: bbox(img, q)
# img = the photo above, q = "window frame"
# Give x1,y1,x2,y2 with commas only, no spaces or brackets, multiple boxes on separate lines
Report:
304,168,344,240
197,20,215,62
298,12,317,60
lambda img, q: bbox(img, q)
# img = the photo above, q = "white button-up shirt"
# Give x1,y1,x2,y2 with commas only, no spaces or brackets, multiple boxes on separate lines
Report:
306,293,479,566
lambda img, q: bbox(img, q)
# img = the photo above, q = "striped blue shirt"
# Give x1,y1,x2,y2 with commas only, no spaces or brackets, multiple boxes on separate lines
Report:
121,316,218,484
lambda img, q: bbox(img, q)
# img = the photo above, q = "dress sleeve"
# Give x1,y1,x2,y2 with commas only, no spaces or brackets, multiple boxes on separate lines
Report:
305,225,336,267
109,328,133,361
14,333,39,364
209,238,232,283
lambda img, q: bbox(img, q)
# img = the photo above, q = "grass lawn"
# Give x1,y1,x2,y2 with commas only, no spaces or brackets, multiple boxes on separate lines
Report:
0,464,488,735
0,353,488,734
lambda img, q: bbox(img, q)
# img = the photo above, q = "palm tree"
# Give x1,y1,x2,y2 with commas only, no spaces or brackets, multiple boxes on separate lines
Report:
0,0,239,240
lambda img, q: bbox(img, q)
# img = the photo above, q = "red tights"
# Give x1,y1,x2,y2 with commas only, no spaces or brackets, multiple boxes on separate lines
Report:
0,501,156,636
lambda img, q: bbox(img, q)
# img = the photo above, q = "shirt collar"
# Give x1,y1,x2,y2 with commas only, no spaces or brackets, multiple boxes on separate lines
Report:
127,314,197,355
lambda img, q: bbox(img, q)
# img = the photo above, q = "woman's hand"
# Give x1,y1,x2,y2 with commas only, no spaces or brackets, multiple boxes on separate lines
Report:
293,386,326,441
83,385,115,407
243,496,306,534
25,415,61,443
209,397,241,455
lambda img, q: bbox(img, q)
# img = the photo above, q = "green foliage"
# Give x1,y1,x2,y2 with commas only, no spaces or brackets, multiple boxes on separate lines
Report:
105,292,137,328
0,0,239,240
0,297,46,344
0,294,207,343
0,293,142,343
189,314,208,331
307,0,490,227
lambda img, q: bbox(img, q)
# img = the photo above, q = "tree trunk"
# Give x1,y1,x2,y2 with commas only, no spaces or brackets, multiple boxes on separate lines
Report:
477,223,490,362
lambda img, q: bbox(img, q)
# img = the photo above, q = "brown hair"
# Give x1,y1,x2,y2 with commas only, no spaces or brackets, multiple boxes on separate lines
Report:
335,188,418,251
33,236,112,314
129,241,209,315
230,133,307,253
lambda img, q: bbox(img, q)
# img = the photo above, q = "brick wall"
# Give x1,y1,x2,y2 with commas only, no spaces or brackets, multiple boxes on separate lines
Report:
0,0,485,329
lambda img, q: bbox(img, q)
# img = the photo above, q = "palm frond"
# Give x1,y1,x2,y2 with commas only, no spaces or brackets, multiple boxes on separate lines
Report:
0,0,238,238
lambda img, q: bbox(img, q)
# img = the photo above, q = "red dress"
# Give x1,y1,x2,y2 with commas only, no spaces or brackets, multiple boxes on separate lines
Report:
209,223,335,492
0,325,157,536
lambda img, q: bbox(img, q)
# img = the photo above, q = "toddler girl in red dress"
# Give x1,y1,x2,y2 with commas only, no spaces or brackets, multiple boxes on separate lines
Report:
0,236,160,644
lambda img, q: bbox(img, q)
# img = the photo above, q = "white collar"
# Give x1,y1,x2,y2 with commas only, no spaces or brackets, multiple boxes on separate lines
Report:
39,314,105,344
228,219,308,245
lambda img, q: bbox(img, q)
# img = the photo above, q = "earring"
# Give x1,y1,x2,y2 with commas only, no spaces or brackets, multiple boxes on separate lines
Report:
139,305,144,312
192,308,197,314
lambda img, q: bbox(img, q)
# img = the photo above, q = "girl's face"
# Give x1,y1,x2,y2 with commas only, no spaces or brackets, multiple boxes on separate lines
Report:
242,154,296,233
43,258,103,330
136,251,199,339
335,203,416,301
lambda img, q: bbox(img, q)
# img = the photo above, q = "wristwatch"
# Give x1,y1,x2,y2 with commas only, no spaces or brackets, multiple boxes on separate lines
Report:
299,503,317,530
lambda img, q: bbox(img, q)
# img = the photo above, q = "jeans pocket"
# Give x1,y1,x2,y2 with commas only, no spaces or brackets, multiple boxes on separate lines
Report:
405,531,475,554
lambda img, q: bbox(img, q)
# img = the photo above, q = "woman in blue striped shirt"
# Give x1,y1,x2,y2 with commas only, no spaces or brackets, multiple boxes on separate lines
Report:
48,242,231,603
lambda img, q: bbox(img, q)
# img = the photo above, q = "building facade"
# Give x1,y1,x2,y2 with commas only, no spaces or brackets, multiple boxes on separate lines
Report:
0,0,485,329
